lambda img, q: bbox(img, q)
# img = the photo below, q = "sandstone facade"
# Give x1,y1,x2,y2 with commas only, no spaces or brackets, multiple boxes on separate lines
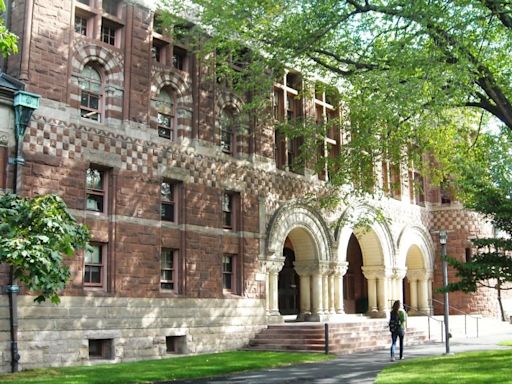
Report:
0,0,509,372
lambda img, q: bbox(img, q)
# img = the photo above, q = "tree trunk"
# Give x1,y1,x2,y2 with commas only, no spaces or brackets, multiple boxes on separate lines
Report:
497,282,505,322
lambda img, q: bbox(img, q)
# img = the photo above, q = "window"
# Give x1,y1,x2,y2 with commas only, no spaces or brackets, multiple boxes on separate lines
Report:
413,171,425,205
101,20,117,45
86,167,106,212
173,47,187,71
78,0,90,5
75,15,88,35
155,89,176,140
160,248,177,290
223,192,234,229
223,254,237,292
166,336,185,354
79,64,102,122
391,164,401,199
102,0,119,16
84,243,105,287
161,181,176,222
89,339,112,359
152,44,163,63
220,108,237,154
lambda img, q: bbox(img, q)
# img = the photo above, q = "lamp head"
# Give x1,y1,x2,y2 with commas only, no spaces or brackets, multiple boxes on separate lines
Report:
439,230,447,245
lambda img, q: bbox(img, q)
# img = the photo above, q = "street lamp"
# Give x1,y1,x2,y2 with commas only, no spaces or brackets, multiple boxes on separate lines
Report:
9,90,39,372
12,90,40,192
439,230,451,354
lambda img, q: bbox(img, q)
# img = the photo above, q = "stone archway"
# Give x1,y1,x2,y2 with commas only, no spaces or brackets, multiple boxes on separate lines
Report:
335,204,395,317
263,203,341,322
397,226,435,315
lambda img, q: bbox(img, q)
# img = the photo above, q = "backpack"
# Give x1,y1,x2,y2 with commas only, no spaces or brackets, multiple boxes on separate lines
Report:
389,312,400,333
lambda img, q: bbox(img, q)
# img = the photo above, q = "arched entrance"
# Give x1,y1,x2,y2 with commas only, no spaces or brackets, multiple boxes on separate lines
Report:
335,204,395,317
397,226,435,315
343,234,367,314
264,203,341,322
278,245,300,315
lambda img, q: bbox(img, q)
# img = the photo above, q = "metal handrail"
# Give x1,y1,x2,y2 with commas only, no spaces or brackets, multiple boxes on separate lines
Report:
431,298,479,337
401,302,445,342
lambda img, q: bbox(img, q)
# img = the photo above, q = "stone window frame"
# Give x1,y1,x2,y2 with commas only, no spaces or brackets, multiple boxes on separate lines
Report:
86,165,110,214
219,107,239,155
222,191,240,230
222,253,239,294
150,73,191,142
155,87,177,141
74,1,125,50
70,44,125,123
80,63,104,122
161,180,179,223
160,248,179,292
88,338,113,360
84,242,107,289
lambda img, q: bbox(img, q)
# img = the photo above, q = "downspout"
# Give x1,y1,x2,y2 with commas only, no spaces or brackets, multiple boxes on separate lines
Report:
19,0,34,81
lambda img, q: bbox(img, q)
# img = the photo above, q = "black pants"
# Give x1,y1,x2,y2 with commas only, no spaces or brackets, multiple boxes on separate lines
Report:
390,329,404,359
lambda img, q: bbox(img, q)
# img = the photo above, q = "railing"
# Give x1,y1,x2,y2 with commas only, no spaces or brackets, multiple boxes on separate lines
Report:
431,298,480,338
401,303,445,342
390,299,480,341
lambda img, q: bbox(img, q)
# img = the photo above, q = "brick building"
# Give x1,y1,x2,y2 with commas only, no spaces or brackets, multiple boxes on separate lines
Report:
0,0,506,372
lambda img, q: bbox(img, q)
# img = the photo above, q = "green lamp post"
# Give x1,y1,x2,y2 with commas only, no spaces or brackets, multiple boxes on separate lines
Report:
9,89,39,372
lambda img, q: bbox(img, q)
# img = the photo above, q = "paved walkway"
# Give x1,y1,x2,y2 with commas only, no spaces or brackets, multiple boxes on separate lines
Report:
168,327,512,384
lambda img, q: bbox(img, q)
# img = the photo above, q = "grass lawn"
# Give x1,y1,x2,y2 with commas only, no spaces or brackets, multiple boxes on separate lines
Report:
0,351,333,384
375,349,512,384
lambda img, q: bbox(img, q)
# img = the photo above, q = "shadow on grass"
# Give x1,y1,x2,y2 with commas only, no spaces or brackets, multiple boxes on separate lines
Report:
0,351,333,384
375,349,512,384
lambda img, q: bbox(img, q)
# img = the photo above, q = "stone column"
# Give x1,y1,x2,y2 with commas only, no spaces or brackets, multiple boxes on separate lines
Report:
322,274,329,314
409,278,418,312
377,276,387,313
392,267,407,302
295,262,315,321
418,273,430,313
333,263,347,314
311,272,323,316
365,274,378,313
328,274,336,314
262,259,285,316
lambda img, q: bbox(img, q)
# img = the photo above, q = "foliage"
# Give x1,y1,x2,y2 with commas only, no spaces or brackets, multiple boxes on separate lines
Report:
0,0,18,57
452,126,512,234
159,0,512,199
0,351,333,383
0,193,89,304
444,238,512,321
375,349,512,384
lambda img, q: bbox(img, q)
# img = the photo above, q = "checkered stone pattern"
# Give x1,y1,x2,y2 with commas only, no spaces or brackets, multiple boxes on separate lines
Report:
26,113,464,240
431,207,493,235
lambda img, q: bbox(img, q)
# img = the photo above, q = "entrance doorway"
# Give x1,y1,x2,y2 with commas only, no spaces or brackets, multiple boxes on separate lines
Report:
343,234,367,314
278,247,300,315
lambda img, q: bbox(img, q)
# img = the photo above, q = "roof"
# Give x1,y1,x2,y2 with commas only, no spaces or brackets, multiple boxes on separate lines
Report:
0,72,24,92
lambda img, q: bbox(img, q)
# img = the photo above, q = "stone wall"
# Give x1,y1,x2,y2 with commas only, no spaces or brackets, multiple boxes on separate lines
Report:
0,296,266,372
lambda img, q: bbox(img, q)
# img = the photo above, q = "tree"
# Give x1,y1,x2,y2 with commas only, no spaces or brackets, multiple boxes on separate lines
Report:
0,0,18,57
161,0,512,193
443,127,512,321
0,193,89,303
445,239,512,322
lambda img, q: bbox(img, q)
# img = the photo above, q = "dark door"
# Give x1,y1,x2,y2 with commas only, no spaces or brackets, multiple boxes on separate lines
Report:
278,248,300,315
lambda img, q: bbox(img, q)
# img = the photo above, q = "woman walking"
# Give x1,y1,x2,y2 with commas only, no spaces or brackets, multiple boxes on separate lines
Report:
389,300,407,361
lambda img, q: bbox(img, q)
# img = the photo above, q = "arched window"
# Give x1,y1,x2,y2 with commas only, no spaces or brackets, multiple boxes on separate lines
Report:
79,64,102,122
220,107,238,154
156,88,176,140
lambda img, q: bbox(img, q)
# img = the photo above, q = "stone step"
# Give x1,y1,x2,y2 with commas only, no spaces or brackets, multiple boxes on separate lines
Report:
246,318,430,355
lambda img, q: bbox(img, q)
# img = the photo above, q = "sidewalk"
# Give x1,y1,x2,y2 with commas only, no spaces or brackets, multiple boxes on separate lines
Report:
167,327,512,384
